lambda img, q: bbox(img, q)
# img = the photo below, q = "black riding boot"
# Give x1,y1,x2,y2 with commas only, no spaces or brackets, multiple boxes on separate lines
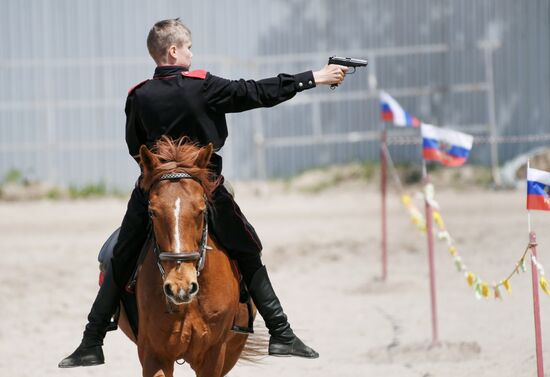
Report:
248,265,319,358
58,266,120,368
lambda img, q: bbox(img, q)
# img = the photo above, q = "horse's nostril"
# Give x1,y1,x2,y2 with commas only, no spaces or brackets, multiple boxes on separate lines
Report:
189,282,199,295
164,283,174,297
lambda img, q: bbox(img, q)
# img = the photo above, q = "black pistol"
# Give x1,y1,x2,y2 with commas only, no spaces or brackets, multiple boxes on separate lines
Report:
328,56,368,89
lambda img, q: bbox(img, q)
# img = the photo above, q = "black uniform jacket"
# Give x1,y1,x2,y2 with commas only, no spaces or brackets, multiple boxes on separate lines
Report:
125,65,316,175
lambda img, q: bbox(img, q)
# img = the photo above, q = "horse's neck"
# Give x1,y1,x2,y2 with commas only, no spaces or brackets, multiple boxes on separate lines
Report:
198,239,238,291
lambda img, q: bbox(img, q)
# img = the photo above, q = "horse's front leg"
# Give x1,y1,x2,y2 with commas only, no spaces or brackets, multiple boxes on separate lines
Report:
196,342,226,377
142,356,174,377
139,347,175,377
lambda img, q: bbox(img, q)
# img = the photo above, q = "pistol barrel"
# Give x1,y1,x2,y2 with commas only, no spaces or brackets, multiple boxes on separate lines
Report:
328,56,368,67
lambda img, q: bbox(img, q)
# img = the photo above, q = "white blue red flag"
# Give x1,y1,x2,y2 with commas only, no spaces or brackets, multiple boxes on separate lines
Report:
379,91,421,127
421,124,473,167
527,168,550,211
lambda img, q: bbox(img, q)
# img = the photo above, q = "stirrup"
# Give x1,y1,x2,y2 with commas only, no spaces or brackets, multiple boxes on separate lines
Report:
106,306,120,332
231,298,254,334
106,320,118,332
231,325,254,334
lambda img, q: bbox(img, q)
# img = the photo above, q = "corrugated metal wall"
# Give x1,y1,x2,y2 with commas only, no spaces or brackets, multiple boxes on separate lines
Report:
0,0,549,189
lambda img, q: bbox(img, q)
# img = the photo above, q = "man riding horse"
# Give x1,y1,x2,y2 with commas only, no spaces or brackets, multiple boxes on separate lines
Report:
59,18,347,368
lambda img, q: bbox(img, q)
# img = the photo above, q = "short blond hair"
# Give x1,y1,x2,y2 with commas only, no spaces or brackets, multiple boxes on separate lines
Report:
147,18,191,64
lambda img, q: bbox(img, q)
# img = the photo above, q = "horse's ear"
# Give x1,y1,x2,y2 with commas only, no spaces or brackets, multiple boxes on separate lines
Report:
139,145,160,175
195,144,213,169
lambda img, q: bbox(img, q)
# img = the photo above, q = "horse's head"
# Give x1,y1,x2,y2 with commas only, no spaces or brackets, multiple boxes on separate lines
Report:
139,137,216,305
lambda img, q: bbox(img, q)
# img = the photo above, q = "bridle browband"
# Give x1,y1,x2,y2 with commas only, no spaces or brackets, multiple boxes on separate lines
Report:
149,172,210,280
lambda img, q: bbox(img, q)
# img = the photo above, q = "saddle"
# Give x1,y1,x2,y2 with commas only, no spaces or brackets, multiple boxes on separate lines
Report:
97,228,137,335
97,227,254,336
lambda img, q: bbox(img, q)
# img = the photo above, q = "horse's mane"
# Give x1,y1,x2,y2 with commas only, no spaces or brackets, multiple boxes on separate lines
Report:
140,136,219,199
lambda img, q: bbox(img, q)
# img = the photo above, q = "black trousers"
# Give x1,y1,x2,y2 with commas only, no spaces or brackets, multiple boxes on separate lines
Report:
111,178,263,289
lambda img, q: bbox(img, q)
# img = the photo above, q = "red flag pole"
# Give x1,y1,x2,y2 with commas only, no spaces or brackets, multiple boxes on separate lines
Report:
526,159,544,376
530,232,545,377
423,163,439,345
380,124,388,281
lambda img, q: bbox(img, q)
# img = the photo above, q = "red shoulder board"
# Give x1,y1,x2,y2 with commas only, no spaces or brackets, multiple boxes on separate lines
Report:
128,79,149,94
181,69,207,79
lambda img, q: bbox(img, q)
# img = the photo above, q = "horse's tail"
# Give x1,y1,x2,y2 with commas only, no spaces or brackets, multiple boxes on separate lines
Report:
239,327,269,363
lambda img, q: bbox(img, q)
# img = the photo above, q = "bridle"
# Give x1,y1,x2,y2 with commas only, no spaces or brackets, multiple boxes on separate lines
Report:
148,172,210,281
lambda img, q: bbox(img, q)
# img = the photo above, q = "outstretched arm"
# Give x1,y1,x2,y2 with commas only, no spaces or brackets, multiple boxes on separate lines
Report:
204,65,348,114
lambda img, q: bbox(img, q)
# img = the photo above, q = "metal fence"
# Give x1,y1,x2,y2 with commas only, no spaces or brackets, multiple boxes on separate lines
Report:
0,0,549,189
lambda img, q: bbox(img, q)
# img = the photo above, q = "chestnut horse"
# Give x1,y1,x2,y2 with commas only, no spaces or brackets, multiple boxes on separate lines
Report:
118,137,258,377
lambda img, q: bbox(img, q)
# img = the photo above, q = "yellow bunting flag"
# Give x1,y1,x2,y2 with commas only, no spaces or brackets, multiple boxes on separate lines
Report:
466,272,476,287
401,194,412,206
411,214,426,232
433,211,445,228
480,282,490,298
449,246,457,256
540,276,550,296
502,279,512,294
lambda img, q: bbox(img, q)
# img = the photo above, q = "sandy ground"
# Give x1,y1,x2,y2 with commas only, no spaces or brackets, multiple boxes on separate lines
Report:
1,182,550,377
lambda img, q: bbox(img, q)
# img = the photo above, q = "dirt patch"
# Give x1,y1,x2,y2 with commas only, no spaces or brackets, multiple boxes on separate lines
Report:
0,185,547,377
367,341,482,364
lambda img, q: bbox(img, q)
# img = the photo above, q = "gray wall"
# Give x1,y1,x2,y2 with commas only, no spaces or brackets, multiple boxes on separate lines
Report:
1,0,549,189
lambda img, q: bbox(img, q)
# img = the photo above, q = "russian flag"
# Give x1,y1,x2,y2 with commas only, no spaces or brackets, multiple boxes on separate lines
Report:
527,168,550,211
421,124,473,167
380,91,421,127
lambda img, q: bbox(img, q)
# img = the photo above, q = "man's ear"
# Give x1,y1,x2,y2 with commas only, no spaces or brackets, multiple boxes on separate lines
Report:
195,144,213,169
168,45,177,60
139,145,160,175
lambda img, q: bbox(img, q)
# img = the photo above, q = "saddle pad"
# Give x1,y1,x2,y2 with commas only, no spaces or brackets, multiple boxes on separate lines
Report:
98,227,120,273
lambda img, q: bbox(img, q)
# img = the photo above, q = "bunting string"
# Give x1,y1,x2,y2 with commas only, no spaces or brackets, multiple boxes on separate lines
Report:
399,184,550,299
381,130,549,299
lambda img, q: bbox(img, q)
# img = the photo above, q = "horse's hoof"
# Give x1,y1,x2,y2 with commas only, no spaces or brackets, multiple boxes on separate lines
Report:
58,345,105,368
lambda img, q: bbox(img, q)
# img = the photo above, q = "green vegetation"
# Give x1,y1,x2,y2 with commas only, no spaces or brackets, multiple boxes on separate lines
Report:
68,182,108,199
3,169,23,184
46,187,64,200
281,161,494,194
0,162,497,201
66,182,127,199
287,162,372,194
473,169,493,187
394,162,423,185
0,169,128,201
361,161,377,180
